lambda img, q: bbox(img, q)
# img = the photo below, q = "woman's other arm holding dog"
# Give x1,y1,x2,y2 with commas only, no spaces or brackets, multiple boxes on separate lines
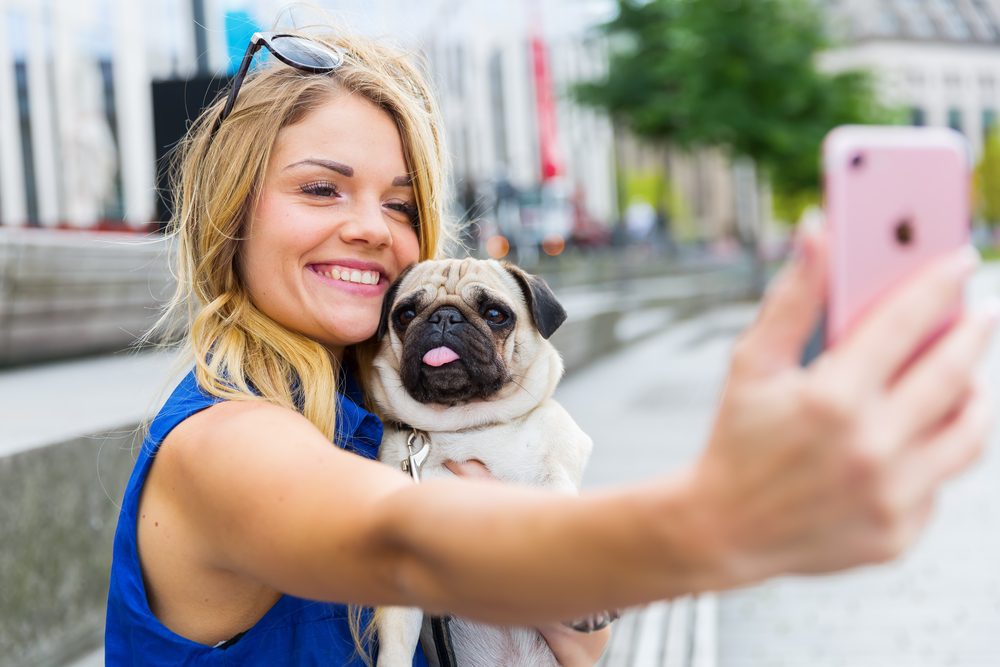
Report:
140,233,994,631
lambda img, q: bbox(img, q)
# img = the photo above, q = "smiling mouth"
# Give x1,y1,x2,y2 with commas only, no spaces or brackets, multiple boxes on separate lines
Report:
310,265,381,285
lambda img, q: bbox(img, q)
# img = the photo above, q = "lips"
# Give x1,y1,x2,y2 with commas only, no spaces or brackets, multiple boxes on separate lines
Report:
308,259,388,290
313,265,381,285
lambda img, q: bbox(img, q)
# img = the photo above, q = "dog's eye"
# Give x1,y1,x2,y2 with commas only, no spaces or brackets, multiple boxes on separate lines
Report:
483,307,508,325
396,308,416,327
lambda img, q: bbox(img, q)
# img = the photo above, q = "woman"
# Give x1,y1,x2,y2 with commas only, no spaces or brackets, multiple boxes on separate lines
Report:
106,27,995,666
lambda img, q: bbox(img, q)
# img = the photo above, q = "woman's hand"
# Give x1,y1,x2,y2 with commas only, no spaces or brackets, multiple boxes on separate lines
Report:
445,460,612,666
538,622,611,667
690,231,996,587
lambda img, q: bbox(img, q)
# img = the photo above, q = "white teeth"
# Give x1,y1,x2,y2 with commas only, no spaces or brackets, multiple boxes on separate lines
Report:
319,266,380,285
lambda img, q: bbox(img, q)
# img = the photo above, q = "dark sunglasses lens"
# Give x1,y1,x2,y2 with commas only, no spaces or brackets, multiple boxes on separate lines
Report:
271,36,341,70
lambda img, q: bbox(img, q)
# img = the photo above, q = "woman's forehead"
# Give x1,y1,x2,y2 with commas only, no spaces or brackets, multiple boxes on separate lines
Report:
273,93,408,178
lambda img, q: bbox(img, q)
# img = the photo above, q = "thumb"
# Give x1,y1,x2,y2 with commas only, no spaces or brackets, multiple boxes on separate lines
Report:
735,228,827,376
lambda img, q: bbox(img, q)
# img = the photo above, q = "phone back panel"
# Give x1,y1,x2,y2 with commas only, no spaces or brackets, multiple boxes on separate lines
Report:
824,126,970,345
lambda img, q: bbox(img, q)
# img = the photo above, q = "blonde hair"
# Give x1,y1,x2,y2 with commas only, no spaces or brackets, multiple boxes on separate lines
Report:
154,25,450,444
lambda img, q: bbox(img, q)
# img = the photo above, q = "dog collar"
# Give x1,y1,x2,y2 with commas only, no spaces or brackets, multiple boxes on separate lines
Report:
401,429,431,483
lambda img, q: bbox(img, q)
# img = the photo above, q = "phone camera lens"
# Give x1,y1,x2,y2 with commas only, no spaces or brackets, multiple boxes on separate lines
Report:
895,219,914,246
850,153,864,169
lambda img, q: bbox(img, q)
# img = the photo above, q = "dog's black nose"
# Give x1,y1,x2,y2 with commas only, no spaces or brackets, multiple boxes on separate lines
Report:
427,306,465,330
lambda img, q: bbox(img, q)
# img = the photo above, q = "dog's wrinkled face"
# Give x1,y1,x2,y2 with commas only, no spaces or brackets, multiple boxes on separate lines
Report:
375,258,566,407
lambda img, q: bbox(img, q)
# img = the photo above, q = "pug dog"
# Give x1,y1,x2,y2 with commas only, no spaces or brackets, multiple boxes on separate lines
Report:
367,258,610,667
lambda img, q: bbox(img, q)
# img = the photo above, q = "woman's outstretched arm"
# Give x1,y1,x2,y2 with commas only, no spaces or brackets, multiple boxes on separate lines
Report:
140,233,994,629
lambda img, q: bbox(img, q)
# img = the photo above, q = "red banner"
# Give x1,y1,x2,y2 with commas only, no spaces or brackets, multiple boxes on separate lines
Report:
531,32,563,181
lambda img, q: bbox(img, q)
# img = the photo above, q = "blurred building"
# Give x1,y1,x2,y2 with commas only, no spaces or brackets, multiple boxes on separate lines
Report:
820,0,1000,157
0,0,618,245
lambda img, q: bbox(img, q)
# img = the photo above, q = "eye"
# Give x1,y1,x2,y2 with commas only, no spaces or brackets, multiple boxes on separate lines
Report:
386,201,419,224
396,307,416,327
300,181,340,197
483,306,509,325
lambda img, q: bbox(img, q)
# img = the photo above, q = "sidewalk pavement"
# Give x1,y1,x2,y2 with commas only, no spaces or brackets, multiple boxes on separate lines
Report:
0,350,180,459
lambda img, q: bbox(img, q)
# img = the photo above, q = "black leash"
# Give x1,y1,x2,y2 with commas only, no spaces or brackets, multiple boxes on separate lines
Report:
399,430,459,667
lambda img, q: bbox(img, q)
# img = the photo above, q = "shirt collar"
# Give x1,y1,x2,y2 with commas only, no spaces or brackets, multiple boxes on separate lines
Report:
335,367,383,461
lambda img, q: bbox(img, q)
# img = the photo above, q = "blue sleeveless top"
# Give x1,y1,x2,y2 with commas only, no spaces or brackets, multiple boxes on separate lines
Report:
105,368,429,666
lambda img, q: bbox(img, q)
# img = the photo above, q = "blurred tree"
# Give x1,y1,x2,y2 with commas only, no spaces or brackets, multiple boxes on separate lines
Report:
975,128,1000,228
576,0,893,222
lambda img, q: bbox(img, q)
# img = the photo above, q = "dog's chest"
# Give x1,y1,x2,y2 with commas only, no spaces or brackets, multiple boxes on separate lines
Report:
378,417,559,489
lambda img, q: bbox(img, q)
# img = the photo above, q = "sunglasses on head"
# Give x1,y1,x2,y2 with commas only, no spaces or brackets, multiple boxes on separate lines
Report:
211,32,344,137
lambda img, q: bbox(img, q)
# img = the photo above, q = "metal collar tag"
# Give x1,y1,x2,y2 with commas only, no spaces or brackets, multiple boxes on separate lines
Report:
401,430,430,483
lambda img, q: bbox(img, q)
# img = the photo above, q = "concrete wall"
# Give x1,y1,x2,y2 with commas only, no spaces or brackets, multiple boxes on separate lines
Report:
0,429,137,667
0,230,171,366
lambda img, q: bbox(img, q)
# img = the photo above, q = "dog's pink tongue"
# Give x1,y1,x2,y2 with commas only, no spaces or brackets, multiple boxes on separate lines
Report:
423,346,460,367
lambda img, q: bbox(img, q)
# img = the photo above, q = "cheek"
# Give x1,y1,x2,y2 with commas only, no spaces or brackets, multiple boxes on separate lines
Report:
395,226,421,263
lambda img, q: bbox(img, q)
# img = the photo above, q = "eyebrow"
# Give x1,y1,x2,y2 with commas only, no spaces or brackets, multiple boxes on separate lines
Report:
284,159,354,177
285,159,412,187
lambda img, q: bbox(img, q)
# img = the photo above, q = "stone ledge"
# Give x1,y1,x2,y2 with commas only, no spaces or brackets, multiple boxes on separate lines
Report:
0,429,138,667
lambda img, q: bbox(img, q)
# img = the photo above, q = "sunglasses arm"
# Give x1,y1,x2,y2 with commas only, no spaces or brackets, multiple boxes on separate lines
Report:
214,33,266,133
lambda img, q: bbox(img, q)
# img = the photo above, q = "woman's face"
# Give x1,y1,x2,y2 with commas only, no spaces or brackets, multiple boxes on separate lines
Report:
241,92,421,357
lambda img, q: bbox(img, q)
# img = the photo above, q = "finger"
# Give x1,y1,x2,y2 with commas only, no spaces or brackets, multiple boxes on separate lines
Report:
443,459,497,481
834,247,979,390
891,380,993,509
886,305,999,443
735,228,827,376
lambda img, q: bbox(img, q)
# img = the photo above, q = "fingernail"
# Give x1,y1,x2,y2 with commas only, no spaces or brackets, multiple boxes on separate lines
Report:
792,233,814,269
950,246,981,279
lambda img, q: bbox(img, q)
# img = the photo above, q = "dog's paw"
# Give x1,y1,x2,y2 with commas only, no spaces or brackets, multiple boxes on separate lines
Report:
564,609,620,633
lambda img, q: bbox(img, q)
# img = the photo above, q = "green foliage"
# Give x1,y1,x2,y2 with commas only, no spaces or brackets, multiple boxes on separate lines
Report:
576,0,894,206
976,128,1000,227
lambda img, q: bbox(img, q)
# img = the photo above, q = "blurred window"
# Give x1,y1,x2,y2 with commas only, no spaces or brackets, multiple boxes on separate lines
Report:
99,60,124,220
949,108,964,132
894,0,937,37
946,72,962,90
969,0,998,39
984,108,997,135
908,69,925,86
981,74,996,93
929,0,971,39
489,51,508,168
876,8,901,35
14,61,38,224
911,106,927,125
450,45,465,99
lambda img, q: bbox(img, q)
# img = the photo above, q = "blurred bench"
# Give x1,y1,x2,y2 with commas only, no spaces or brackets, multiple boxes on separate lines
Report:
598,596,717,667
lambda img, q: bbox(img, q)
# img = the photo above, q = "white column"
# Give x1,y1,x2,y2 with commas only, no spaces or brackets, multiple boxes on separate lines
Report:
25,0,61,226
0,0,28,226
113,0,157,226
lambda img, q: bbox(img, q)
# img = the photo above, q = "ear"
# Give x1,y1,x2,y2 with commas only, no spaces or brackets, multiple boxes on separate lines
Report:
502,262,567,339
376,263,416,341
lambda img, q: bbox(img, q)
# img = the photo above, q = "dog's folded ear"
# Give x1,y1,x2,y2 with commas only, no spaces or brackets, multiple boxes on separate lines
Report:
376,263,416,341
502,263,567,339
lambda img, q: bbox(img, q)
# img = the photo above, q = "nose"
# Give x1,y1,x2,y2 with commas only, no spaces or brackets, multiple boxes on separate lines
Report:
427,306,465,331
340,198,393,249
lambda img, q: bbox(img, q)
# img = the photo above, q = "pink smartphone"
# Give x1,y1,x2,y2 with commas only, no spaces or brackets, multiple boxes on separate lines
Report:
823,125,971,347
